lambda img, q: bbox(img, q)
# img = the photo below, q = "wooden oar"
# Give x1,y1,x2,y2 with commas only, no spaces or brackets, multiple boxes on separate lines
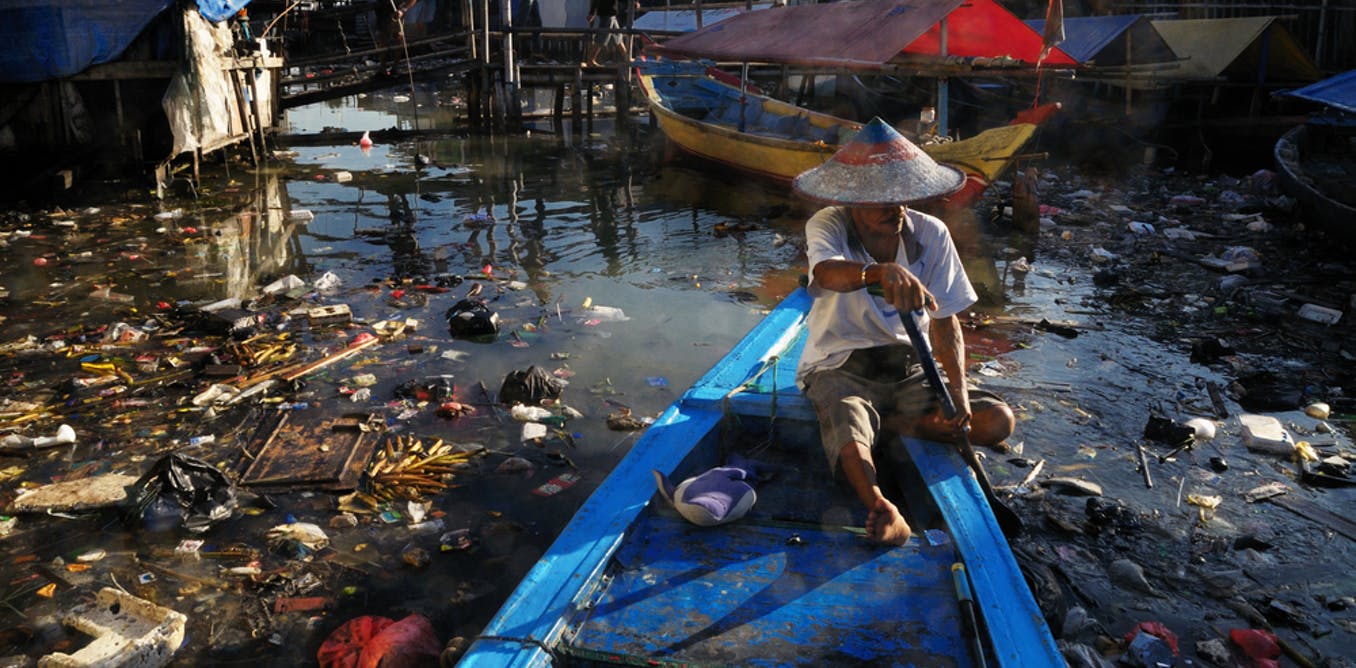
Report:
897,308,1025,538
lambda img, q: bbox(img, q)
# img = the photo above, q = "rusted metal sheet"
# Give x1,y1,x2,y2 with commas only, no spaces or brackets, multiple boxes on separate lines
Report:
654,0,964,68
239,412,383,491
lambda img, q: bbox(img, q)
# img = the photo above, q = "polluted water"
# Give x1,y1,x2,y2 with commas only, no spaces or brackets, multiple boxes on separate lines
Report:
0,86,1352,668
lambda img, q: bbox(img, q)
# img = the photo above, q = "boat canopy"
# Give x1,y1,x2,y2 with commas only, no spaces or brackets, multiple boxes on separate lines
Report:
1025,14,1176,67
1150,17,1320,83
650,0,1077,69
1279,69,1356,115
0,0,251,83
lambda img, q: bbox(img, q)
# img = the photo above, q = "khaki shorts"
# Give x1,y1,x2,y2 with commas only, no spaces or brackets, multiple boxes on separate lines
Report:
594,16,622,47
803,344,1006,474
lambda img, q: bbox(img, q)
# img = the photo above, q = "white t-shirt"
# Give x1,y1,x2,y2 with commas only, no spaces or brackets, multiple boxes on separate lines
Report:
795,206,978,388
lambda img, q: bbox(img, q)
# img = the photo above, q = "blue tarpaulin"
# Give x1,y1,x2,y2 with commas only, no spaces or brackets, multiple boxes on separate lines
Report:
197,0,251,23
1025,14,1176,67
1025,15,1139,64
633,5,770,33
0,0,248,83
1280,69,1356,115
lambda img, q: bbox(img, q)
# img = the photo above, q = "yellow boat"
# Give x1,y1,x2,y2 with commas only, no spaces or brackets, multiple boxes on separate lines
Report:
636,59,1043,207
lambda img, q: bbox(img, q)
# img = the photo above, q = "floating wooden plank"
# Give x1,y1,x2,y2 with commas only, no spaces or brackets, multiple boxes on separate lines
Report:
1269,494,1356,542
239,413,383,491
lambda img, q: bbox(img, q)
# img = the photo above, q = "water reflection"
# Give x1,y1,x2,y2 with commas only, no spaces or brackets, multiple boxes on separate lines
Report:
190,173,311,300
0,101,1034,665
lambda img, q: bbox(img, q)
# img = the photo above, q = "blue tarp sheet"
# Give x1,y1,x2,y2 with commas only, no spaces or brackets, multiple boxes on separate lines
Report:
0,0,247,83
197,0,251,23
1281,69,1356,115
1025,15,1139,64
634,5,770,33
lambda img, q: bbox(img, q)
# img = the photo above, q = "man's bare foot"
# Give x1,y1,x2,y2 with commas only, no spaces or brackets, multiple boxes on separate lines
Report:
865,497,912,545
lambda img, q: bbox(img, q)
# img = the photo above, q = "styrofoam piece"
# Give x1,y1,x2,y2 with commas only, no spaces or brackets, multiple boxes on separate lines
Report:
1239,414,1294,454
1297,303,1342,325
39,587,186,668
9,473,139,513
521,422,548,442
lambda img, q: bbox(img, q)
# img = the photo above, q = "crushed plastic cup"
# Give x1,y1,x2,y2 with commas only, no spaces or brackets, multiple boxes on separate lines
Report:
314,271,342,293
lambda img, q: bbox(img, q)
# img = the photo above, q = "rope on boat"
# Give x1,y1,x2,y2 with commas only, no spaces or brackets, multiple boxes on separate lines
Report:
718,326,806,457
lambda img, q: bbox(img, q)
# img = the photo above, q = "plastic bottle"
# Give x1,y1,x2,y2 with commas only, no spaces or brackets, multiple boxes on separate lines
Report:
409,518,445,535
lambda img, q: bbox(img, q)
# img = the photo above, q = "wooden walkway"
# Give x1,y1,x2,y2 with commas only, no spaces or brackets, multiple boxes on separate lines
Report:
276,14,647,130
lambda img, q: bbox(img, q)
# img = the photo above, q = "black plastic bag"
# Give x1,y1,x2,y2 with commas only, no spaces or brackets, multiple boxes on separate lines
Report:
499,366,564,406
125,453,237,533
394,376,456,402
445,299,499,340
1142,415,1195,446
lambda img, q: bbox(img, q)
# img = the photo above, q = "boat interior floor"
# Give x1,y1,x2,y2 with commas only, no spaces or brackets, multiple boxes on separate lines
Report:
560,419,971,667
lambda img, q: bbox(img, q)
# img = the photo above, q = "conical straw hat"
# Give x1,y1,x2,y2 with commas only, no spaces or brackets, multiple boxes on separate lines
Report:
793,117,966,206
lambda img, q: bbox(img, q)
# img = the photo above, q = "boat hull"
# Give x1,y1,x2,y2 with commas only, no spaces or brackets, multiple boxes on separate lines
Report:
636,61,1040,208
1275,123,1356,245
459,289,1060,667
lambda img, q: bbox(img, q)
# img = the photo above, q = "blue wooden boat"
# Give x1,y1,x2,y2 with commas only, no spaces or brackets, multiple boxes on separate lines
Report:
459,288,1061,667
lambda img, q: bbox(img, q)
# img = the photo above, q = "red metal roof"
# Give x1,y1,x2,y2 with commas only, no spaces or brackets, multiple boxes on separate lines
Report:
651,0,1076,68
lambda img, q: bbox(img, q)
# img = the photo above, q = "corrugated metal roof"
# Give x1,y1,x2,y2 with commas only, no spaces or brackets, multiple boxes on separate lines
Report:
1281,69,1356,115
651,0,1075,68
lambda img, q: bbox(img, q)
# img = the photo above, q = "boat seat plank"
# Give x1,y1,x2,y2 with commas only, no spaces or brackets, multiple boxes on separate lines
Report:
567,512,968,667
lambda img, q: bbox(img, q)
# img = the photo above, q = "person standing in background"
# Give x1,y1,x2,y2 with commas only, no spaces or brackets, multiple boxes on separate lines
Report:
584,0,633,67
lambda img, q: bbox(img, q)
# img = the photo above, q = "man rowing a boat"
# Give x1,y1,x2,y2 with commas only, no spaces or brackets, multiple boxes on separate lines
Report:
793,118,1015,546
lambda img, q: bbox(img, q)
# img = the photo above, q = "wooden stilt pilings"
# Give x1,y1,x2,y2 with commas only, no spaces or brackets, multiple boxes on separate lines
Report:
454,2,641,135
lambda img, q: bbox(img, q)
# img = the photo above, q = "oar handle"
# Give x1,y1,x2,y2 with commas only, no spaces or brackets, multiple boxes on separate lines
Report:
864,284,958,419
899,309,959,421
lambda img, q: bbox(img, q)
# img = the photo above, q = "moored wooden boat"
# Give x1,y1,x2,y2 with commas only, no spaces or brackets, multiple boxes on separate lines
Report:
1274,122,1356,245
635,58,1044,209
458,288,1061,667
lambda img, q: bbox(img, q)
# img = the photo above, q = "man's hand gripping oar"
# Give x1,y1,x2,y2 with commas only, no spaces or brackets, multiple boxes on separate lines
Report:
869,284,1024,538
